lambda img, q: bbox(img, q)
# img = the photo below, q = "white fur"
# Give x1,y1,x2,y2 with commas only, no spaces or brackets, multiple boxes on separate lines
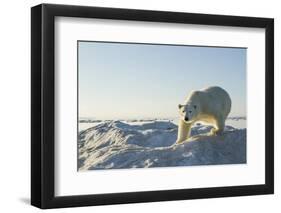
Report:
176,86,231,144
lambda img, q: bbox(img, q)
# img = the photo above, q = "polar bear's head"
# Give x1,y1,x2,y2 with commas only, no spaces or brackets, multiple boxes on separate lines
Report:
178,103,199,123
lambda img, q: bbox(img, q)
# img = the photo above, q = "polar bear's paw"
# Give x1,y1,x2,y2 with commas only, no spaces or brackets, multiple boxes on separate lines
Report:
175,140,186,145
210,127,224,136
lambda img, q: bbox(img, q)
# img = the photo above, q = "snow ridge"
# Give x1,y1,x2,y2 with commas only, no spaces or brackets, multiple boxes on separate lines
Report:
78,121,246,171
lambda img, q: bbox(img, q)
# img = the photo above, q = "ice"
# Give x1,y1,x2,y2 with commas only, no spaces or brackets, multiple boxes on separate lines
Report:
78,118,246,171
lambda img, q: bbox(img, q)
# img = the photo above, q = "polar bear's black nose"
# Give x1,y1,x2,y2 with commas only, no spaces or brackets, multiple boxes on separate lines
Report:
184,117,189,121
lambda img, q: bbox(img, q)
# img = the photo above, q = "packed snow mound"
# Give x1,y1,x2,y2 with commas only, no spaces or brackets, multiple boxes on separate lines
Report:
78,121,246,171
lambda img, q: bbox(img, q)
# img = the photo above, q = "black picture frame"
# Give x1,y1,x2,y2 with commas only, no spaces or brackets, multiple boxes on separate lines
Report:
31,3,274,209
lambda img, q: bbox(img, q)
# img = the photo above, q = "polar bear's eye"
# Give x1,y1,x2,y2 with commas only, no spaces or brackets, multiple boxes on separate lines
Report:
189,111,192,113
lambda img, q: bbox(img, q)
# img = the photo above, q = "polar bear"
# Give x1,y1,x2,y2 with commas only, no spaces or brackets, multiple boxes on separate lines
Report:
176,86,231,144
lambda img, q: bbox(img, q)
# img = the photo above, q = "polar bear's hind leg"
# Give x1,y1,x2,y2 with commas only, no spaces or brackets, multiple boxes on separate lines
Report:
211,116,225,136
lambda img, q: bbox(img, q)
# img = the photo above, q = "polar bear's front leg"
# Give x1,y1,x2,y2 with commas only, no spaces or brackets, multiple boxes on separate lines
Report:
176,119,192,144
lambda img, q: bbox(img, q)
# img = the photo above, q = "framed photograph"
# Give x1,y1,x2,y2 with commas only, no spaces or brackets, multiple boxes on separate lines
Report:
31,3,274,209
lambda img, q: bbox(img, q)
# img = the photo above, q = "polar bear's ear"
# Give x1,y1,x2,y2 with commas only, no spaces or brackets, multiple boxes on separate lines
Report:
178,104,183,109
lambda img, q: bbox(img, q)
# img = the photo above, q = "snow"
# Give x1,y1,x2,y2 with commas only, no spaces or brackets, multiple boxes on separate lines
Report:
78,118,246,171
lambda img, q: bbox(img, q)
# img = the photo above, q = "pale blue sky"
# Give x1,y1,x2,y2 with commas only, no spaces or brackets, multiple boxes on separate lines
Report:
78,41,246,119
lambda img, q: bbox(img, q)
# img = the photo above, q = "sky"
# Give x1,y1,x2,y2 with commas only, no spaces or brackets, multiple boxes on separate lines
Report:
78,41,246,119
